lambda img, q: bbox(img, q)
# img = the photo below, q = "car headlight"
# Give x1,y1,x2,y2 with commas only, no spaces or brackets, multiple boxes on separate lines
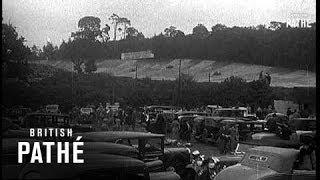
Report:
208,162,215,168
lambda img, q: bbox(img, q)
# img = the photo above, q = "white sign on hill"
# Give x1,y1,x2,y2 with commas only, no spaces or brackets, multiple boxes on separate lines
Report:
121,50,154,60
274,100,299,114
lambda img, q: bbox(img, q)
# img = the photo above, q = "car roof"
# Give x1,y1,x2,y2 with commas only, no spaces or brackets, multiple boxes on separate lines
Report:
175,111,199,114
250,146,299,159
265,113,287,117
290,118,316,121
239,139,300,148
216,108,245,111
147,105,175,109
25,113,68,117
76,131,164,142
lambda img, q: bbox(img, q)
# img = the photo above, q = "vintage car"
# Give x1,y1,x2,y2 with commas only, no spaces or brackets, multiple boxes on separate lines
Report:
75,131,194,179
265,112,289,123
2,138,181,180
214,146,316,180
194,117,266,143
288,118,316,131
175,111,210,117
22,112,70,128
191,138,305,180
211,108,247,118
6,107,32,125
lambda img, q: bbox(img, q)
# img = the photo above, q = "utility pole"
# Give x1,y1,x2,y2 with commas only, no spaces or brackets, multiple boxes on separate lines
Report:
208,72,211,82
135,64,138,79
178,59,181,106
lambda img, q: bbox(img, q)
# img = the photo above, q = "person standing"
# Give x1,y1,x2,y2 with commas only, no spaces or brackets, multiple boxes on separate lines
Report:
155,113,166,134
256,107,263,120
290,109,301,119
171,117,180,140
266,113,278,134
230,125,239,152
286,108,293,117
265,72,271,85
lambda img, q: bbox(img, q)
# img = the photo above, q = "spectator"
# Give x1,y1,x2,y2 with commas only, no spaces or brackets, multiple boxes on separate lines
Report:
155,113,166,134
290,109,301,119
259,71,264,81
217,125,231,154
267,105,273,114
230,125,239,152
286,108,293,117
246,104,252,114
265,72,271,85
256,107,263,120
266,113,278,133
171,117,180,140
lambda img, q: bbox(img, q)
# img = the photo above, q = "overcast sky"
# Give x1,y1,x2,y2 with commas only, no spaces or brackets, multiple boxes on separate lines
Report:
2,0,316,47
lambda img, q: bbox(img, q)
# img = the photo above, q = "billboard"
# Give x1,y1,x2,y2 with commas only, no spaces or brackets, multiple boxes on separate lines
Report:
121,50,154,60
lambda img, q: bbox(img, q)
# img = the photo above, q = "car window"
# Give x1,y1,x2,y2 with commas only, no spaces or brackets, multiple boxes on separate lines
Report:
235,143,256,154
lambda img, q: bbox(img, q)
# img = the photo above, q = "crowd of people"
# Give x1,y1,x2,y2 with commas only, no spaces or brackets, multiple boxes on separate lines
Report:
68,104,146,131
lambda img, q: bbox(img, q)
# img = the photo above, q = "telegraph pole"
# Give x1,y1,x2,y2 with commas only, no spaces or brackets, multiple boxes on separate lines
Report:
135,64,138,79
178,59,181,106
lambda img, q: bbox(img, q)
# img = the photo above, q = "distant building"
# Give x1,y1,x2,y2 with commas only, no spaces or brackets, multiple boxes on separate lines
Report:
121,50,154,60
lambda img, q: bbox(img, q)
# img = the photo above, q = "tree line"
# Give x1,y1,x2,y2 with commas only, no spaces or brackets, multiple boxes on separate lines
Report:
33,16,316,73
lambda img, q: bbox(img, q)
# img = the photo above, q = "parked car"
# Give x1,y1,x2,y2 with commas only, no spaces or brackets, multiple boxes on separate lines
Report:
22,113,70,128
264,112,289,123
288,118,316,131
194,117,266,143
214,146,316,180
2,138,181,180
75,131,194,179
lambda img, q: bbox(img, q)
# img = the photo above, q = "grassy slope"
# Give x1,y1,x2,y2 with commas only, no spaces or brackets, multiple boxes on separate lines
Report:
32,59,316,88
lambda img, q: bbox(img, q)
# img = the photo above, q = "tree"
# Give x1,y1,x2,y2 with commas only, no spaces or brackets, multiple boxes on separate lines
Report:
118,17,131,39
256,24,267,30
72,58,84,74
126,27,145,40
269,21,287,30
42,42,56,60
2,22,31,80
192,24,209,39
84,59,97,74
109,13,120,41
101,24,111,42
71,16,108,41
164,26,185,38
211,24,227,32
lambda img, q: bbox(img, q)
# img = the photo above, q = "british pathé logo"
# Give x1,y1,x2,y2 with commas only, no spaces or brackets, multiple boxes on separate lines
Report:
286,12,314,28
18,128,84,163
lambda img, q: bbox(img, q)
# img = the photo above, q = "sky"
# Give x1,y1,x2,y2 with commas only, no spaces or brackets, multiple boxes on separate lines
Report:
2,0,316,47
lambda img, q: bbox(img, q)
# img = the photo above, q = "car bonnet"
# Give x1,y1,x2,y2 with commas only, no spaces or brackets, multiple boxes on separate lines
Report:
214,163,277,180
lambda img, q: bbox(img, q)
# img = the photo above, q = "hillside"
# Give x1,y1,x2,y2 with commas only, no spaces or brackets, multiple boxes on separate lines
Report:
31,59,316,88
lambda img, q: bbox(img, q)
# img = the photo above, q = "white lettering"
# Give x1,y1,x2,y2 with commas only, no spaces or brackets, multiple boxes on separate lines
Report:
30,142,43,163
42,142,55,163
18,142,30,163
57,142,69,163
